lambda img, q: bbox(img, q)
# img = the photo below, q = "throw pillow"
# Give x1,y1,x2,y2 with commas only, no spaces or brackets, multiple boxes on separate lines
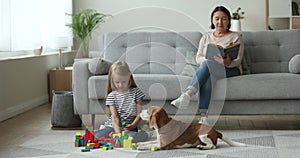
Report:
88,58,112,75
180,51,198,77
289,54,300,74
180,64,196,77
241,49,251,75
185,50,198,66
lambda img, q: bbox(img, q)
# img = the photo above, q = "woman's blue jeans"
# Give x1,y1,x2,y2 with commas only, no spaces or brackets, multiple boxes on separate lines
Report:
186,60,240,114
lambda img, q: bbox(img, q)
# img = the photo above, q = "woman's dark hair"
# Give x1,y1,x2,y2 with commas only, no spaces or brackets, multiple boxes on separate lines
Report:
210,6,231,30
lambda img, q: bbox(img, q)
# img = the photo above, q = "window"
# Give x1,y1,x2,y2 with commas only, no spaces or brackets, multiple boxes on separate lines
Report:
0,0,72,52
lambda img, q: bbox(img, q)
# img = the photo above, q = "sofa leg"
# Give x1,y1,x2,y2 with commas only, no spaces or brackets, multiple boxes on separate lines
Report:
91,114,95,129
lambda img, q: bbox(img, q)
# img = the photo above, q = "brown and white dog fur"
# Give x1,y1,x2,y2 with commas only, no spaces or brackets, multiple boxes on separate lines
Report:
137,106,246,150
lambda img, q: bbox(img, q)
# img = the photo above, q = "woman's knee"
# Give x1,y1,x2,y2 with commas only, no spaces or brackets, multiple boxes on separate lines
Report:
200,60,209,69
196,60,210,76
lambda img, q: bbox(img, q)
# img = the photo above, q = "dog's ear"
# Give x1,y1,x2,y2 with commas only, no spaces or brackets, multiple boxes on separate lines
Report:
149,111,158,129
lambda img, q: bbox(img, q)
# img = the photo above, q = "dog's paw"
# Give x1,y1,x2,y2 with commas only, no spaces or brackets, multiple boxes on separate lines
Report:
137,141,160,150
196,144,216,150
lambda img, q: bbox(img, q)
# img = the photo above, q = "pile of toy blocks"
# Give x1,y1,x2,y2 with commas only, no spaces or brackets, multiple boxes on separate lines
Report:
75,124,137,152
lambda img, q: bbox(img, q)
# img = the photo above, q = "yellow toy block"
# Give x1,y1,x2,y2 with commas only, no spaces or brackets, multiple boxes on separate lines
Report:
151,146,158,151
89,143,95,146
76,132,82,136
123,136,133,148
102,146,108,150
113,133,121,138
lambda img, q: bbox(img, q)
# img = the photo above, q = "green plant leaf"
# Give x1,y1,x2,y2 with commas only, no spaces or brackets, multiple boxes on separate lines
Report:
65,9,111,57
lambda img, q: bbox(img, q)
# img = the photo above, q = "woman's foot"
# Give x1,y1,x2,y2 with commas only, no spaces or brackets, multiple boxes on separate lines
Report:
199,114,209,125
199,116,210,125
171,93,191,109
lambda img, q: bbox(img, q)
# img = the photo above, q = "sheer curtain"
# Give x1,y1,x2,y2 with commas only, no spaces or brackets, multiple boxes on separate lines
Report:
0,0,72,52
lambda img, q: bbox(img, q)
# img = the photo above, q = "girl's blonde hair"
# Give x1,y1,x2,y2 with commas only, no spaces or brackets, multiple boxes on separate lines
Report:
106,61,137,95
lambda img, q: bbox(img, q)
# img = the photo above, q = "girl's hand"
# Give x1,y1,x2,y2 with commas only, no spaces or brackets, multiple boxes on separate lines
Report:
109,132,115,137
124,124,136,131
109,131,121,138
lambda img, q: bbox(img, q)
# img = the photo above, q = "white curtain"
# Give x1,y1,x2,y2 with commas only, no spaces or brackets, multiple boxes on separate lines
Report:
0,0,72,51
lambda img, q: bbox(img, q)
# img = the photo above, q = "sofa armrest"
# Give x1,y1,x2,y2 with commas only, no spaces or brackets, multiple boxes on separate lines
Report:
73,59,93,114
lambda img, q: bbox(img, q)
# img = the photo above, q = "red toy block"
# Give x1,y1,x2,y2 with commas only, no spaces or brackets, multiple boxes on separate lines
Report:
94,143,100,149
115,141,121,148
97,137,115,145
85,124,94,144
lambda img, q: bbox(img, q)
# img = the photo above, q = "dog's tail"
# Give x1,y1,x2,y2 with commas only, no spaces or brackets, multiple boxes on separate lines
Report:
221,135,247,147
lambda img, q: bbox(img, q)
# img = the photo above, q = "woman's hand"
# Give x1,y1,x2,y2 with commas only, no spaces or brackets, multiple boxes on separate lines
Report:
214,54,231,66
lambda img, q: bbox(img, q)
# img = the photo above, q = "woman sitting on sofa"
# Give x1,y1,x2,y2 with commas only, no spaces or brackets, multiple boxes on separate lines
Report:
171,5,244,124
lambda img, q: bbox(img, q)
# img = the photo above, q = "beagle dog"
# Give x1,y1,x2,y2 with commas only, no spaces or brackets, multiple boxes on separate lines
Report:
137,106,246,150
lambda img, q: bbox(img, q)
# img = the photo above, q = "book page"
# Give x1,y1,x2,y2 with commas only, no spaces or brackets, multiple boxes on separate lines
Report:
206,43,240,60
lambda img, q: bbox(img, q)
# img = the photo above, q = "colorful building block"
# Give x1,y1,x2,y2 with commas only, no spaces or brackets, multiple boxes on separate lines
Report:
81,148,90,152
75,141,80,147
85,124,94,144
151,146,158,151
123,136,133,148
79,136,85,146
131,143,137,150
121,121,127,128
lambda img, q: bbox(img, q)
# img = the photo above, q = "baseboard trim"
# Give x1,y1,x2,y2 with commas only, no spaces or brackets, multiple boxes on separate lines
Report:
0,95,49,122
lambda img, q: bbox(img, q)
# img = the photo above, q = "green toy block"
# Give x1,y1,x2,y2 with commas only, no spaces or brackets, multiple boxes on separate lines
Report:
121,121,126,128
81,148,90,152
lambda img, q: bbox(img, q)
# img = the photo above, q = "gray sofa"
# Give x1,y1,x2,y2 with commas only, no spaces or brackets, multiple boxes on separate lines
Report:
73,30,300,125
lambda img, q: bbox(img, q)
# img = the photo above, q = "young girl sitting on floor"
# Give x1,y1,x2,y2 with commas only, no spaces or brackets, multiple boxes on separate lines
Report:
94,61,148,143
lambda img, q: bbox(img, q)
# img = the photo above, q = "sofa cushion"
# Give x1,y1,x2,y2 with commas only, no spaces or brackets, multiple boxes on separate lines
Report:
88,74,195,100
214,73,300,100
241,30,300,73
102,32,201,75
289,54,300,74
88,58,112,75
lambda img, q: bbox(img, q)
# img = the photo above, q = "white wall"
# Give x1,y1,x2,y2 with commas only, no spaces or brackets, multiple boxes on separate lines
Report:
0,52,74,122
74,0,267,50
74,0,267,32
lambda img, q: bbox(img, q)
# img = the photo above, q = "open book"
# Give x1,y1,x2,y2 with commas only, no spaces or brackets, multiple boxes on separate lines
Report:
206,43,240,60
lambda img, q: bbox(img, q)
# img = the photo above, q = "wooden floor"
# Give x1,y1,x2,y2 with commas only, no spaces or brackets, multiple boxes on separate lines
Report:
2,103,300,131
214,115,300,130
166,114,300,130
58,104,300,130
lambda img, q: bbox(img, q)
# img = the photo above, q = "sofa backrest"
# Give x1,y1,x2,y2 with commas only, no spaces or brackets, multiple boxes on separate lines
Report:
99,30,300,75
241,30,300,74
101,32,202,75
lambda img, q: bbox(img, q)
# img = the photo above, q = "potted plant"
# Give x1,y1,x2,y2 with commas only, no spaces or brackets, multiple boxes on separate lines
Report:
231,7,245,32
66,9,110,58
231,7,245,20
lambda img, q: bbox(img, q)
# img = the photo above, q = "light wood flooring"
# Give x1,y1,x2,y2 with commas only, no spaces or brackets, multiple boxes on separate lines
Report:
1,103,300,133
215,115,300,130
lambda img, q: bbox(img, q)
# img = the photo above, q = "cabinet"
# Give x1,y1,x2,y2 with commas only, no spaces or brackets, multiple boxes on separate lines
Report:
49,67,73,102
268,0,300,30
